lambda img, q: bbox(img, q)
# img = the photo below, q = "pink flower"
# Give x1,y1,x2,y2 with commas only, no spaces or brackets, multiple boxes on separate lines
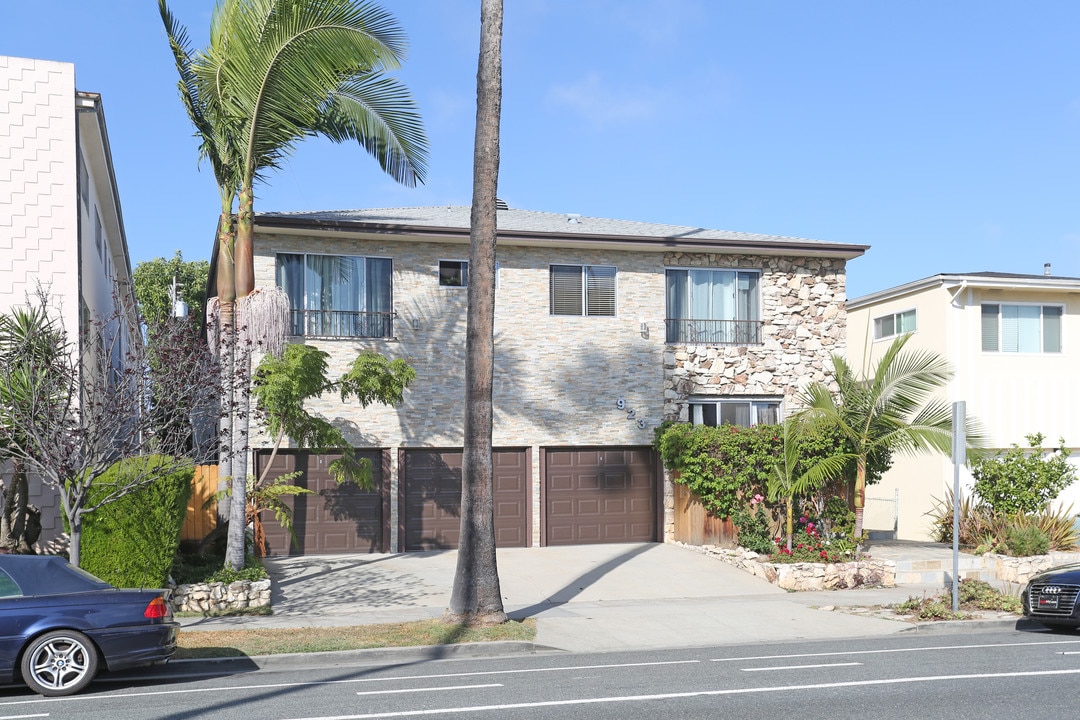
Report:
799,516,808,524
806,522,815,530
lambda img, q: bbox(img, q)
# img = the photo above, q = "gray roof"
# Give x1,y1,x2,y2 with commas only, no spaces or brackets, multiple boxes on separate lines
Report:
848,271,1080,309
256,206,868,258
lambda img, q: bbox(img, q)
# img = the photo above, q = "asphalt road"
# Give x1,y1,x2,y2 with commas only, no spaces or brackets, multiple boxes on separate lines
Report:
4,626,1080,719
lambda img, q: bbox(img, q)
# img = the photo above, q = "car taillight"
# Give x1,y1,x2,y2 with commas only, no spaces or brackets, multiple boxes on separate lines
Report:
144,596,170,619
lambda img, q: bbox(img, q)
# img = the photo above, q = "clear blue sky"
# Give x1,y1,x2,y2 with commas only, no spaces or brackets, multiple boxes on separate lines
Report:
4,0,1079,298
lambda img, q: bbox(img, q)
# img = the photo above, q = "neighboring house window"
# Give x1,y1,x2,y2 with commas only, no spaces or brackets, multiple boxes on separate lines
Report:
439,260,468,287
982,303,1061,353
549,264,616,316
873,309,916,340
665,268,762,344
78,153,89,211
689,397,781,427
94,209,104,261
277,253,394,338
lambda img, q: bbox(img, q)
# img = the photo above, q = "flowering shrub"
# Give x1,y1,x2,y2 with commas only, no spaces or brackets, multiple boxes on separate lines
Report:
732,494,776,555
769,513,858,564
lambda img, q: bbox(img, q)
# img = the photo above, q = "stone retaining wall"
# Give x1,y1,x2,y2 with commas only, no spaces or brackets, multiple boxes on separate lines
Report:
984,551,1080,585
171,579,272,614
680,542,896,591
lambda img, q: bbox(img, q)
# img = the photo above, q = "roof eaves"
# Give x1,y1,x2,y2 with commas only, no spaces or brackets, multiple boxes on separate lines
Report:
255,214,869,260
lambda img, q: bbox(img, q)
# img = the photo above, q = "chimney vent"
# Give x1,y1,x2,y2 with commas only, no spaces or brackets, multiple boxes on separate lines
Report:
566,213,582,224
1045,263,1052,276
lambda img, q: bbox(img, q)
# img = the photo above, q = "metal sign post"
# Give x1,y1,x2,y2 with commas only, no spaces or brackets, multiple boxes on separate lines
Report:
951,401,966,612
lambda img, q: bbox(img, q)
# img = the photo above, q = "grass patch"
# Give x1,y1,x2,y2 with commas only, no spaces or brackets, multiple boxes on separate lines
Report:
176,619,537,658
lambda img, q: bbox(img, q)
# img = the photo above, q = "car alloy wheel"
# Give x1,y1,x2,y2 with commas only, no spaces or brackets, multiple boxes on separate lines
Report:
20,630,99,697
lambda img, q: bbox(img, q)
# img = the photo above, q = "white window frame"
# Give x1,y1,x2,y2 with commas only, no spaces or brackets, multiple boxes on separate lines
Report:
981,302,1063,354
873,308,917,341
688,396,783,427
549,264,617,317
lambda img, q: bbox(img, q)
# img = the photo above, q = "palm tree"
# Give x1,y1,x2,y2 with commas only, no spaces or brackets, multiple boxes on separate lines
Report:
444,0,505,625
160,0,428,569
765,418,849,551
797,333,969,545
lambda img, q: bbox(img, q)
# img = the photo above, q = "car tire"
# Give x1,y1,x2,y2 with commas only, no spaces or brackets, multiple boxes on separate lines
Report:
20,630,100,697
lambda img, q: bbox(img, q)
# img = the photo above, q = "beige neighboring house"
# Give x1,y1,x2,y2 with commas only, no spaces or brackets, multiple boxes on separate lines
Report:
246,205,866,555
0,55,137,546
847,270,1080,542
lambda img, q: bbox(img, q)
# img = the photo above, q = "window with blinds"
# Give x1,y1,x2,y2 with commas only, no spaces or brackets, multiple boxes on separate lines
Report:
549,264,616,316
689,397,782,427
981,303,1062,353
873,309,916,340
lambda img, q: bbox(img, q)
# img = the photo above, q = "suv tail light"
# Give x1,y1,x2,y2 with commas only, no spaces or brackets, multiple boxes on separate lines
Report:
144,596,170,619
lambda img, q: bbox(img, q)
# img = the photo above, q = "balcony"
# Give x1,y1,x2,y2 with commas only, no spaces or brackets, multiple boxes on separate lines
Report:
288,310,395,339
664,318,763,345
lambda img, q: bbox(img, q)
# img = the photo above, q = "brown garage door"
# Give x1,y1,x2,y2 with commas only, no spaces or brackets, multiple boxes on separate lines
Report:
544,447,656,546
402,449,529,551
255,450,386,555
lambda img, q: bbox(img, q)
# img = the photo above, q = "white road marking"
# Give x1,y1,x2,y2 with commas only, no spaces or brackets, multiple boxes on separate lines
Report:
711,638,1080,663
741,662,862,672
356,684,500,696
280,668,1080,719
0,714,49,719
0,660,698,707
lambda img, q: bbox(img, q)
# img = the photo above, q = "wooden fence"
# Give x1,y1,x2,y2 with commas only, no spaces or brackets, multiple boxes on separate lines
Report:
672,482,737,547
182,465,219,542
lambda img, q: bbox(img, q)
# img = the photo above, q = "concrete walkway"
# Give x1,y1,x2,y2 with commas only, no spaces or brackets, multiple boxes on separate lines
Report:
178,541,988,653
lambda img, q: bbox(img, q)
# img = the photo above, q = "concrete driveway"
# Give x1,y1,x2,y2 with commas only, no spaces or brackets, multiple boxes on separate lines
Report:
249,543,915,652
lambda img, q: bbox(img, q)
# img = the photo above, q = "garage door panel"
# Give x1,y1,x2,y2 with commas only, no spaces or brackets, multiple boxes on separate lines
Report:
403,449,528,551
257,450,384,556
544,448,656,546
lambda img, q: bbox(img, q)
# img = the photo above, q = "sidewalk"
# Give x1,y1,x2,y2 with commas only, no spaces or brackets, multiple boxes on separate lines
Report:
177,541,1021,655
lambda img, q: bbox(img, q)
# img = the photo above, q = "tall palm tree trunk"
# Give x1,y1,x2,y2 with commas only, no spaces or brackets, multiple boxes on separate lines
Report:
445,0,506,625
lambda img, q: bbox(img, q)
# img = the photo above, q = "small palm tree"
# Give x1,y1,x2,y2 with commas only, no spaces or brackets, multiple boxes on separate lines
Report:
766,418,849,552
797,333,970,545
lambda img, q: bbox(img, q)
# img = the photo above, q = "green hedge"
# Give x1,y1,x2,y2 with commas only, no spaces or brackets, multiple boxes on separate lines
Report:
80,456,194,588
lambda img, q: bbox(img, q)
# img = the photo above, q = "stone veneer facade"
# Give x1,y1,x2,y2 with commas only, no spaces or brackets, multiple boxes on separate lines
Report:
252,229,850,549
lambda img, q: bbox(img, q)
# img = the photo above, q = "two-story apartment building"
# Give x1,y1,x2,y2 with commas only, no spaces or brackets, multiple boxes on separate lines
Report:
248,205,866,555
0,55,137,546
847,270,1080,541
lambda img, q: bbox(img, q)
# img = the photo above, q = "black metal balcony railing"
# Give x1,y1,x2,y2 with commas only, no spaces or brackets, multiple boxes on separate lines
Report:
665,318,763,345
288,310,395,339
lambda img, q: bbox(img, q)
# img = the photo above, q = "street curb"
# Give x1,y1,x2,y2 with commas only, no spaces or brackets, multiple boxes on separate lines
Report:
157,641,562,677
897,617,1033,634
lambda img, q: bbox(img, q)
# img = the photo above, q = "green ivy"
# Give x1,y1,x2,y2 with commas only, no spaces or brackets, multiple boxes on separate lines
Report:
655,422,781,519
655,421,854,521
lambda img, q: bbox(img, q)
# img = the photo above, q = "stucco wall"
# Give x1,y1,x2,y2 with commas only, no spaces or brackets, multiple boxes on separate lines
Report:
849,280,1080,541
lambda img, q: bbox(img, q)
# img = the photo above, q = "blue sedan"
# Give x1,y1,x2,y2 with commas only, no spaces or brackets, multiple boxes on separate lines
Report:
0,555,179,696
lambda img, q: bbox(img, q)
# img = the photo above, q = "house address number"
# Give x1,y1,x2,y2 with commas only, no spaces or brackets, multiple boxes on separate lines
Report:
616,398,647,429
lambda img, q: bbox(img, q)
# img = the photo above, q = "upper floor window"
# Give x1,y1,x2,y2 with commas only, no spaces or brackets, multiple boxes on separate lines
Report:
873,309,916,340
689,397,781,427
981,303,1061,353
78,152,89,211
665,268,761,344
277,253,393,338
439,260,468,287
549,264,616,316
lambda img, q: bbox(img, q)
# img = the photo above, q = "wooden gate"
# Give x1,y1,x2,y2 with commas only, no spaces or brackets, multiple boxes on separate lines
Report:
182,465,219,542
